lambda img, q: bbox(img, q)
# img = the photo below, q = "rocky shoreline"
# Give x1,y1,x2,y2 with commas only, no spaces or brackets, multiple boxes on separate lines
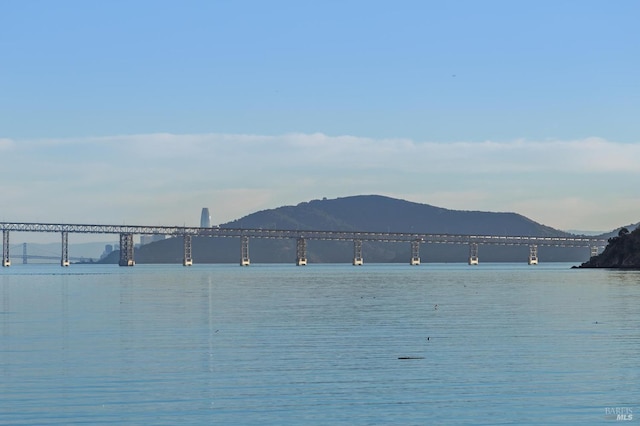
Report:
578,226,640,268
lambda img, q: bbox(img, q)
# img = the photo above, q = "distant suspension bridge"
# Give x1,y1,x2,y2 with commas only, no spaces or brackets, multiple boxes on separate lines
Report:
6,243,93,264
1,221,608,267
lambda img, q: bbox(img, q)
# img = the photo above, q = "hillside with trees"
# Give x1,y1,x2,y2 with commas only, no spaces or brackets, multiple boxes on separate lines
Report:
579,226,640,268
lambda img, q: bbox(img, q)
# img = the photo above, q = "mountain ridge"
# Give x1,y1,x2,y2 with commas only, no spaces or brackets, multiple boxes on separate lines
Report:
222,195,568,237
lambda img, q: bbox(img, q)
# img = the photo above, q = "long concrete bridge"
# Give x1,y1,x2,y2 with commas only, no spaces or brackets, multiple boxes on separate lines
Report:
1,221,608,267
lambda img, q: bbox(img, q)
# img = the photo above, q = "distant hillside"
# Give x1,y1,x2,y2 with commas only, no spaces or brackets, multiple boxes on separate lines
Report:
592,222,639,239
101,195,596,264
224,195,567,236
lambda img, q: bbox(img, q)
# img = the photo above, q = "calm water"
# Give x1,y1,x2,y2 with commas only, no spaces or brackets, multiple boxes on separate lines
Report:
1,263,638,425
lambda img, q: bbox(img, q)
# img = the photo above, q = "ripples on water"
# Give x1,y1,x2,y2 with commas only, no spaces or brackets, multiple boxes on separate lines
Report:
1,263,639,425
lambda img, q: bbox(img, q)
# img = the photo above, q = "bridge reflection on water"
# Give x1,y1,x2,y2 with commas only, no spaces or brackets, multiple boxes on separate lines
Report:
1,221,607,268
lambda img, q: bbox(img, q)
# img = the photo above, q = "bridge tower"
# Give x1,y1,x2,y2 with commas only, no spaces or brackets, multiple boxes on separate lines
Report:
240,236,250,266
296,237,307,266
528,244,538,265
353,239,364,266
2,230,10,267
118,233,135,267
468,243,479,265
61,232,70,267
23,242,28,264
590,245,599,258
410,239,421,265
183,234,193,266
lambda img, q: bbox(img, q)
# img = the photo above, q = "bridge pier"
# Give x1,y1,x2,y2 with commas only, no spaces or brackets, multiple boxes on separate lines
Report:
61,231,70,267
528,244,538,265
296,237,307,266
410,239,421,265
468,243,479,265
590,245,599,258
240,236,250,266
183,234,193,266
23,242,28,264
118,233,135,267
2,230,10,267
353,239,363,266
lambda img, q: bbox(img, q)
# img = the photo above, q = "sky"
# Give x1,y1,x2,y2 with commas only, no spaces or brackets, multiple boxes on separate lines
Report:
1,0,639,241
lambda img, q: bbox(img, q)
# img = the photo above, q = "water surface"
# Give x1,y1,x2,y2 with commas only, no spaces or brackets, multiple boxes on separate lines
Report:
1,263,638,424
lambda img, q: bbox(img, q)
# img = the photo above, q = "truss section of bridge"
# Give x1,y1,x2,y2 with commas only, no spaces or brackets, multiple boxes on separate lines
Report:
1,221,608,267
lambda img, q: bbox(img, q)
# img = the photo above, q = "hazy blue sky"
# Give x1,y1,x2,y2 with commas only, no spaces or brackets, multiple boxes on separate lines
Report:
1,0,639,237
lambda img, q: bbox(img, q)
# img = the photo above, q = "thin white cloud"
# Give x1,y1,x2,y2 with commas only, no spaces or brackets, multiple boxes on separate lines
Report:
1,133,638,231
13,133,640,173
0,138,14,150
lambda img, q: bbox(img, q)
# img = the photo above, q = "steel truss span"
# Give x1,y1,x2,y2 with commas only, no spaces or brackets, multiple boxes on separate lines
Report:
0,221,607,248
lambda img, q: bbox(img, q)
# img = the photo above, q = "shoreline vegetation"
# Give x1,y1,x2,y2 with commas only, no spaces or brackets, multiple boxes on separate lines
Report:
578,226,640,269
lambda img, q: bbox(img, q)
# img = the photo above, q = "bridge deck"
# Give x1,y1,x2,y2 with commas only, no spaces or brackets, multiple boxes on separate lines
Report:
1,221,607,248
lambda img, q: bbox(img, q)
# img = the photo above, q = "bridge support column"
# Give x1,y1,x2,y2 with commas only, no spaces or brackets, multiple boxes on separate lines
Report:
590,245,599,258
410,239,421,265
240,236,250,266
353,239,363,266
528,244,538,265
183,234,193,266
23,242,28,264
2,230,10,267
296,237,307,266
468,243,479,265
61,232,70,267
119,233,135,267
